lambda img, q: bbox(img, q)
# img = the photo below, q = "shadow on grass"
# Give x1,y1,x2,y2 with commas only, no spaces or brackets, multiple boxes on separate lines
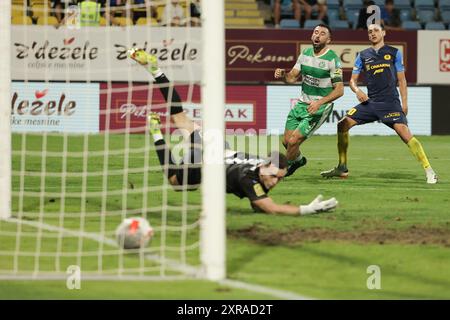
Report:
299,245,450,297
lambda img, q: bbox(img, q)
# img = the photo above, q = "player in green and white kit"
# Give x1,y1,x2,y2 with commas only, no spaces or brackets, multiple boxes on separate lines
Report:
274,24,344,176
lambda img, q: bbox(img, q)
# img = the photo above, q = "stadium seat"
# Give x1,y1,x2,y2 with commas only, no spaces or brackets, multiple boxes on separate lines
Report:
114,17,134,26
132,7,146,19
37,15,59,26
136,17,159,26
395,0,413,9
327,0,341,10
402,20,422,29
12,5,27,17
279,0,296,17
30,0,50,5
415,0,435,10
373,0,385,7
31,4,51,20
400,9,412,22
227,1,258,11
11,15,33,25
236,10,262,17
30,0,51,6
280,18,300,28
330,20,350,29
441,10,450,23
226,17,265,27
327,9,340,21
343,0,362,10
225,10,235,17
156,6,165,21
425,21,446,29
346,9,360,28
440,0,450,10
303,19,324,29
416,9,435,23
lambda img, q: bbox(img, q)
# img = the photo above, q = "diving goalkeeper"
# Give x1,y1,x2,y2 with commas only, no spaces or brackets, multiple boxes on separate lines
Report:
127,48,338,216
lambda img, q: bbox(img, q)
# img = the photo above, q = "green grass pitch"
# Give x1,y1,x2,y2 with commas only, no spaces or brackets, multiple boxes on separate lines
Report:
0,133,449,299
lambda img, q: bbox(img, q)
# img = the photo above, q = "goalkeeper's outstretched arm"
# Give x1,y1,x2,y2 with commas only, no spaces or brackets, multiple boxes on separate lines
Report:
252,195,338,216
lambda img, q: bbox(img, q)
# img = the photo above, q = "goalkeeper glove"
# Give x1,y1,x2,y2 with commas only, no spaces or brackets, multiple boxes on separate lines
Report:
299,194,338,215
127,48,161,76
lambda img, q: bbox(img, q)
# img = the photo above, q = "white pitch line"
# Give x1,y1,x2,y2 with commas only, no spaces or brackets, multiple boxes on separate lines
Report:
308,157,450,161
1,218,313,300
311,186,448,192
220,279,312,300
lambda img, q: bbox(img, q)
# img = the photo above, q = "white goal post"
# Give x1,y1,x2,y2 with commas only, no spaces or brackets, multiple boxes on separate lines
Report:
0,0,225,281
200,0,226,281
0,1,12,220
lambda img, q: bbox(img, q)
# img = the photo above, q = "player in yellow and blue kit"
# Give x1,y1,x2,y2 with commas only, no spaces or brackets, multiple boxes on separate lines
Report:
321,23,438,183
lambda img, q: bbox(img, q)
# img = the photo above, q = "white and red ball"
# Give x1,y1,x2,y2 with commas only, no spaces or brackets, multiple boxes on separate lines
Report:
115,217,154,249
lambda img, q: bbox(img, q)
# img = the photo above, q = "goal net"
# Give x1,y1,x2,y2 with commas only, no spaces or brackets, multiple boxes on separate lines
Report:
0,0,225,281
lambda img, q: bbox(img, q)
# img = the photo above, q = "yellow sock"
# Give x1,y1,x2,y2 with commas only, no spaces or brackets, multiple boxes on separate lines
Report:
338,131,349,169
407,137,431,169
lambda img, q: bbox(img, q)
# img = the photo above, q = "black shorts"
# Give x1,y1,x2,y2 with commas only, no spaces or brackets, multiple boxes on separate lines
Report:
346,100,408,128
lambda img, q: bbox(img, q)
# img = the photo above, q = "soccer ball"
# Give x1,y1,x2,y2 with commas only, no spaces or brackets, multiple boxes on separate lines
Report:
115,217,154,249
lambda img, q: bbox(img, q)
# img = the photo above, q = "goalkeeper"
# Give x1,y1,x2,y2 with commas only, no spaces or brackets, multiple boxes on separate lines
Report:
128,48,338,216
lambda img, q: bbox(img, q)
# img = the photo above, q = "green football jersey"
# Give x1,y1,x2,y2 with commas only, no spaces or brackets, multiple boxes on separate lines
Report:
293,47,343,103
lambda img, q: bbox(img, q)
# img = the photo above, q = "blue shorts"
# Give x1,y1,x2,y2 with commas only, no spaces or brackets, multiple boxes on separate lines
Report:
346,100,408,128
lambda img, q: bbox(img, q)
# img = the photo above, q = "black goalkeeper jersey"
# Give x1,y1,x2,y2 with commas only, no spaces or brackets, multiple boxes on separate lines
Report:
174,146,270,202
226,163,269,202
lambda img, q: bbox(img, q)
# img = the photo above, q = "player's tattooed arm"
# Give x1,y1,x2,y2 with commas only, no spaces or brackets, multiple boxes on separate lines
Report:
397,71,408,115
349,73,369,103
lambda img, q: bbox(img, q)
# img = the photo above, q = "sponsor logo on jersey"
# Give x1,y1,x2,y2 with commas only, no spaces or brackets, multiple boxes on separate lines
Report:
370,63,390,70
384,54,392,60
303,74,321,87
253,183,265,197
373,69,384,75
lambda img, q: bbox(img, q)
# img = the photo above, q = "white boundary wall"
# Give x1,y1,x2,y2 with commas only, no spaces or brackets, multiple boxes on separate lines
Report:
267,86,432,135
417,31,450,84
11,26,201,82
